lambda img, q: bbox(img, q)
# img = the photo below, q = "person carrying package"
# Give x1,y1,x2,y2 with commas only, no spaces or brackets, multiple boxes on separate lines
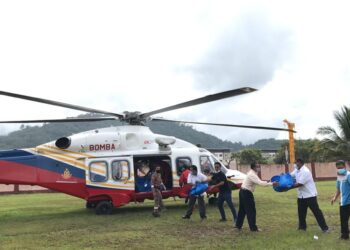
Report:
210,161,237,223
290,158,329,233
235,162,277,232
182,165,208,220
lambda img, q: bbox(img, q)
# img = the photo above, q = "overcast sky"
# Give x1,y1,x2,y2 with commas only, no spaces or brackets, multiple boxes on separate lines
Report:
0,0,349,144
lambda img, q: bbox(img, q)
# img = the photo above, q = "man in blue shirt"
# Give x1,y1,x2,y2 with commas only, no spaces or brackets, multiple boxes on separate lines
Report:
331,160,350,240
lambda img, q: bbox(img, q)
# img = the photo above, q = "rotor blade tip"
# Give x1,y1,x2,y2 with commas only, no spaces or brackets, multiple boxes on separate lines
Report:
244,87,257,92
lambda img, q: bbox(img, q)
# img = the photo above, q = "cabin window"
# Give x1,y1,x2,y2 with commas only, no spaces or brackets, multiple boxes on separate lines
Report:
176,157,192,176
89,161,108,182
111,160,130,181
200,156,213,174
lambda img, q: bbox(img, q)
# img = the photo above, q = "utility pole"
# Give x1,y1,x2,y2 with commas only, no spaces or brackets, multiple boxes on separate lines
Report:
283,119,295,164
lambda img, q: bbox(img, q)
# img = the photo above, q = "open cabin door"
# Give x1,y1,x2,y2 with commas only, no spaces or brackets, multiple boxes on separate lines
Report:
85,156,133,190
133,155,173,194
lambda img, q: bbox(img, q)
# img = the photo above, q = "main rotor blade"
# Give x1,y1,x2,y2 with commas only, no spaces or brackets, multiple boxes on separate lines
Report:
141,87,257,117
152,118,296,133
0,117,118,124
0,90,124,118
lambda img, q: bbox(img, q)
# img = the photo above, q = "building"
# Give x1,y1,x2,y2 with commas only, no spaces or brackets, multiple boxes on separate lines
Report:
206,148,232,165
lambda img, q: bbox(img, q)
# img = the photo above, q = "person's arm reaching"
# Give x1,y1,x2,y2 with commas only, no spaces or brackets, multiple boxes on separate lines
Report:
331,188,340,205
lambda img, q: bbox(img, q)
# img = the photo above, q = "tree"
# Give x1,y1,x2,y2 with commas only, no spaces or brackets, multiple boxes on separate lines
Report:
317,106,350,161
274,139,325,164
233,148,267,165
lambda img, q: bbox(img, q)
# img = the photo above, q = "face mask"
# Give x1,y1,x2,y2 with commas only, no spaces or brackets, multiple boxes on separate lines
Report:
337,169,347,175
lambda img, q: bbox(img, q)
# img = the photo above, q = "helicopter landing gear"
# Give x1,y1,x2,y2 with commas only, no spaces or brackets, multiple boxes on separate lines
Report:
95,200,113,215
86,201,97,209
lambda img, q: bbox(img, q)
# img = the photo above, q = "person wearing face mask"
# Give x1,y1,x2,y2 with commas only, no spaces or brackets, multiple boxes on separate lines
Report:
290,158,329,232
331,160,350,240
210,162,237,223
235,162,277,232
151,165,166,217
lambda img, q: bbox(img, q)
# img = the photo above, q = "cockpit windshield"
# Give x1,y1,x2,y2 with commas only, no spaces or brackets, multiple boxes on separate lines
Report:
210,155,227,174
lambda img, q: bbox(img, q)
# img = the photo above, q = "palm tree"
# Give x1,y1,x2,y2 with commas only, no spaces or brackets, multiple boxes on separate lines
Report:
317,106,350,161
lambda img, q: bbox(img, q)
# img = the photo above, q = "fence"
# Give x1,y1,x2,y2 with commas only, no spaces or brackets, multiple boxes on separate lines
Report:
232,162,337,181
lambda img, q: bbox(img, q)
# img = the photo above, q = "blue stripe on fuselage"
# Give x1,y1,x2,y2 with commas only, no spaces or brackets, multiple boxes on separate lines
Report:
0,149,33,158
0,149,85,179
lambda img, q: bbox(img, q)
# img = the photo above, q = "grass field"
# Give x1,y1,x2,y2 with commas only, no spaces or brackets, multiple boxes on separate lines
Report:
0,181,348,250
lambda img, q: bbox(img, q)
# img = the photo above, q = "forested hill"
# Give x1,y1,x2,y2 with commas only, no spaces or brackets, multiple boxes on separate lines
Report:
0,114,286,151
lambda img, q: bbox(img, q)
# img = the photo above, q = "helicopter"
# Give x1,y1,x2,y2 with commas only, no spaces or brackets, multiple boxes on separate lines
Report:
0,87,295,214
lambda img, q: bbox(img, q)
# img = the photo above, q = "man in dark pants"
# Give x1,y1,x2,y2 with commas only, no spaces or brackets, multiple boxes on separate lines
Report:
182,165,208,220
291,158,329,232
235,162,275,232
151,165,165,217
331,160,350,240
211,162,237,222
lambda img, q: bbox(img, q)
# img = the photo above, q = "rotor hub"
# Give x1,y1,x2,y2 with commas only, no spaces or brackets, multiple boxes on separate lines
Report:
122,111,148,125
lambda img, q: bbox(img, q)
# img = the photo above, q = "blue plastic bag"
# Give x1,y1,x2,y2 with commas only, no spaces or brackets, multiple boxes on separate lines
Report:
271,173,295,192
190,183,208,196
135,176,152,192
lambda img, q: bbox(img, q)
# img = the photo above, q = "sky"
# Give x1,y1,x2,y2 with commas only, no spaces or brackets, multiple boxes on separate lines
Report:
0,0,349,144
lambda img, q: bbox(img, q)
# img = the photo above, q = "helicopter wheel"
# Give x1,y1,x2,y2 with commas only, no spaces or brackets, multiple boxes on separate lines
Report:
86,201,97,209
208,197,218,206
95,200,113,215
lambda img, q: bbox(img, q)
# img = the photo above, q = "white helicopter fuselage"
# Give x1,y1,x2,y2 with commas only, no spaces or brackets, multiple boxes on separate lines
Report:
0,125,246,213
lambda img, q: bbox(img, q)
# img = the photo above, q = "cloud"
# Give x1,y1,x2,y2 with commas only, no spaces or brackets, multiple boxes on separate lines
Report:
189,8,293,92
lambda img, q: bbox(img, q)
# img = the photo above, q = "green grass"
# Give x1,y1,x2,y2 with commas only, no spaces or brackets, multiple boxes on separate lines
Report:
0,181,348,249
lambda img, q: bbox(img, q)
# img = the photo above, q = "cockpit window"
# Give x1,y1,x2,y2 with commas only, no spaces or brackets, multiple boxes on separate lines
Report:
210,155,227,174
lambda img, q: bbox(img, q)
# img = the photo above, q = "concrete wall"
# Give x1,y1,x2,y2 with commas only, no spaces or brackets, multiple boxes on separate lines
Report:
0,184,49,194
314,162,337,179
231,162,338,181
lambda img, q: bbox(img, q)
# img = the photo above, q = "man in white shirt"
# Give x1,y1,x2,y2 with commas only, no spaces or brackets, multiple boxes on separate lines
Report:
291,158,329,232
235,162,276,232
182,165,208,220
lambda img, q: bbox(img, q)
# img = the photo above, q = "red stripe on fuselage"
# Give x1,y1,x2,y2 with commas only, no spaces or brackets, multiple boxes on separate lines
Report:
0,160,87,199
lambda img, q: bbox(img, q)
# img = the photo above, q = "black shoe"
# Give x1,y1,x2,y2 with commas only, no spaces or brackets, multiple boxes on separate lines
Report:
340,235,349,240
182,215,190,219
219,218,227,222
201,216,207,221
234,226,242,231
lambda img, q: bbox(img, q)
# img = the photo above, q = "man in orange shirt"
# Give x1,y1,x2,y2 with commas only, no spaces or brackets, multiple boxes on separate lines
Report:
179,165,191,187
